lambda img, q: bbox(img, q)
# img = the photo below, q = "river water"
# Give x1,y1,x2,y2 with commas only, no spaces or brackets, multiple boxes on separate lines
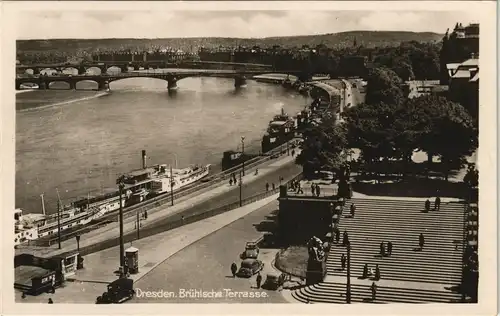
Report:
16,75,310,214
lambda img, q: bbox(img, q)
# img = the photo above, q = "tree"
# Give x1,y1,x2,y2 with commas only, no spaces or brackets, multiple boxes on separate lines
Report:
295,112,348,179
365,67,405,106
408,95,478,181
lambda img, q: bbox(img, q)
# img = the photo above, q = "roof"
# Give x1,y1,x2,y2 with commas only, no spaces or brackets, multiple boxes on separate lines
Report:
446,63,461,70
461,58,479,67
470,72,479,82
451,70,472,79
242,258,257,265
125,166,157,178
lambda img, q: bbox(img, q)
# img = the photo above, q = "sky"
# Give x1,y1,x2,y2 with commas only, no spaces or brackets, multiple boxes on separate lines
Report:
14,9,480,40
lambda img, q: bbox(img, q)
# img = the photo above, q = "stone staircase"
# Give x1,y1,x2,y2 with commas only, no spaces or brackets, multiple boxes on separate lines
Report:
292,197,466,303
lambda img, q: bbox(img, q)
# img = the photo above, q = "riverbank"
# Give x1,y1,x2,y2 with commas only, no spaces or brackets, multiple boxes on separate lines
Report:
16,90,108,111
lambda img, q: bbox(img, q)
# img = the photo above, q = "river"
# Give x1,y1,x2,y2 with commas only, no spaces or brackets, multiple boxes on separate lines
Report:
15,75,310,215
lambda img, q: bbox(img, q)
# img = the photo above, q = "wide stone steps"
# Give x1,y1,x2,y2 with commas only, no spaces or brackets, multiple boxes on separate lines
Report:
292,282,462,304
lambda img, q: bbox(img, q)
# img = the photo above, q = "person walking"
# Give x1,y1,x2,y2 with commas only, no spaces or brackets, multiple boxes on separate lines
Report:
350,203,356,218
335,229,340,244
419,233,425,250
291,149,295,157
342,231,349,246
375,264,380,280
310,183,315,196
265,182,269,191
341,254,346,271
229,179,233,186
371,282,377,301
362,263,369,279
435,196,441,211
48,298,54,304
144,210,148,220
256,272,262,289
231,262,237,277
380,242,385,257
316,185,321,197
387,241,393,256
272,183,276,190
425,199,431,212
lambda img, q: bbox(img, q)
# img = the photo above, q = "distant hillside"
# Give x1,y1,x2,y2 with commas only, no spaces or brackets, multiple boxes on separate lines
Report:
17,31,443,53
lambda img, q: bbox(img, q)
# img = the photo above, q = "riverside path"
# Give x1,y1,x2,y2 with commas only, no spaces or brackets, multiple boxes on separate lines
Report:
292,197,466,303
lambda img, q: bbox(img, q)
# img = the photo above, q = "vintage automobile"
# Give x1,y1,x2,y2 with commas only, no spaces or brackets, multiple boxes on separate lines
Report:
96,278,135,304
241,242,259,259
262,272,286,291
236,259,264,278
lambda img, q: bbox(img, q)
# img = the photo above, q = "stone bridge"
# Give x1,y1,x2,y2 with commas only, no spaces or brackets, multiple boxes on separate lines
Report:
15,69,302,91
16,61,274,75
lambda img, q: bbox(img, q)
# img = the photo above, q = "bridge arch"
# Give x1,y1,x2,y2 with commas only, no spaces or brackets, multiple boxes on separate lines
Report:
40,68,59,76
75,80,98,90
85,66,102,75
47,81,70,90
61,67,79,75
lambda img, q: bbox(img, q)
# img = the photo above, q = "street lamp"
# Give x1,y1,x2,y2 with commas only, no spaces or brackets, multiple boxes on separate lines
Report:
241,136,245,176
75,235,81,253
116,176,125,270
346,243,352,304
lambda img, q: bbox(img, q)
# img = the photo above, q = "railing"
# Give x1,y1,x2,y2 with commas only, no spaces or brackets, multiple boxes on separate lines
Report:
37,140,300,246
50,172,303,255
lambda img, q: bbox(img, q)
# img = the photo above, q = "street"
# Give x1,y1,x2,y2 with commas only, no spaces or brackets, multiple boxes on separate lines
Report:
131,201,287,303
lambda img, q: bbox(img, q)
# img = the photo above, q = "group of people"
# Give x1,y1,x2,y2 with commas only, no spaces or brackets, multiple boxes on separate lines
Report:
379,241,393,257
310,183,321,197
424,196,441,212
230,263,263,288
228,173,238,186
289,180,303,194
265,182,276,191
362,263,381,280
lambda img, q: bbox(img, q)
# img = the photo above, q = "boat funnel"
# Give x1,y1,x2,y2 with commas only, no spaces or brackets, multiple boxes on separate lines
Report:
142,150,147,169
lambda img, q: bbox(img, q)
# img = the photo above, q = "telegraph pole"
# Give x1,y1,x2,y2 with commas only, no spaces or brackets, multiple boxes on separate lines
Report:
239,170,243,207
55,189,62,249
136,210,140,240
241,136,245,176
117,178,125,269
170,164,174,206
346,243,351,303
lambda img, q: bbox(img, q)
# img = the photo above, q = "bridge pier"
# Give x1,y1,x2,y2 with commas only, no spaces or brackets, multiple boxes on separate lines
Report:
234,75,247,88
100,65,107,75
167,78,178,91
32,68,40,75
69,80,76,90
38,80,47,90
121,65,128,73
78,66,86,75
98,80,110,91
134,65,140,71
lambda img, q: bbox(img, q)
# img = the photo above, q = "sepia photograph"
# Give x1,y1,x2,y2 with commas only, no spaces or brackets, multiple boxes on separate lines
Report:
1,1,497,315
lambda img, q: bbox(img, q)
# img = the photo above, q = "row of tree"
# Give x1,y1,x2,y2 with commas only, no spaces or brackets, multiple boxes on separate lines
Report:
296,67,478,181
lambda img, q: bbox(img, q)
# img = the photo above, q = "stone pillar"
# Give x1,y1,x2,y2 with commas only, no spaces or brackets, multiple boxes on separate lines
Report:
134,65,140,71
234,75,247,88
33,68,40,75
78,66,86,75
98,80,110,91
167,77,178,91
15,81,21,90
121,65,128,73
69,80,76,90
100,65,107,75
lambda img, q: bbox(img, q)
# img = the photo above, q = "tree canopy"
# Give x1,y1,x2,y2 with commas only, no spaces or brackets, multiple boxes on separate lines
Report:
295,112,348,178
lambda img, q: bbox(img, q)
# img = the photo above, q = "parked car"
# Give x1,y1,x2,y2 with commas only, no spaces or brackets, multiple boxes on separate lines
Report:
262,272,286,290
96,278,135,304
241,242,259,259
236,259,264,278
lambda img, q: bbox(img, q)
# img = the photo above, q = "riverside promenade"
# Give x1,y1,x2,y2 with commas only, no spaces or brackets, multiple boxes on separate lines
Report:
16,193,281,303
16,149,301,260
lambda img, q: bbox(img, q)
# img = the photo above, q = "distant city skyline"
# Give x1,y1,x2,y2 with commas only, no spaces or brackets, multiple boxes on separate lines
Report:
14,10,480,40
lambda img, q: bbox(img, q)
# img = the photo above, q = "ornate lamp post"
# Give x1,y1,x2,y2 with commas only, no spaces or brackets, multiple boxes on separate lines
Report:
241,136,245,176
239,171,243,207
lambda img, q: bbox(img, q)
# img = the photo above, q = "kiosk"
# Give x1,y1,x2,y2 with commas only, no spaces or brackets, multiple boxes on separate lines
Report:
125,247,139,274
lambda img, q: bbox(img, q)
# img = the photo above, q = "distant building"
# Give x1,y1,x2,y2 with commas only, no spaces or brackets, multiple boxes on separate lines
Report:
447,56,479,119
403,80,448,99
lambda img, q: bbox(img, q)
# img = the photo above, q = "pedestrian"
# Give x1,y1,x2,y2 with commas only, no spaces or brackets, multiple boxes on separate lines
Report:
256,272,262,288
48,298,54,304
335,229,340,244
380,242,385,257
342,231,349,246
291,149,295,157
310,183,315,196
21,293,26,299
371,282,377,301
316,185,321,197
435,196,441,211
265,182,269,191
350,203,356,218
144,210,148,220
419,233,425,250
387,241,393,256
231,262,237,277
255,168,259,175
375,264,380,280
272,183,276,190
362,263,369,279
425,199,431,212
341,254,346,271
229,179,233,186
